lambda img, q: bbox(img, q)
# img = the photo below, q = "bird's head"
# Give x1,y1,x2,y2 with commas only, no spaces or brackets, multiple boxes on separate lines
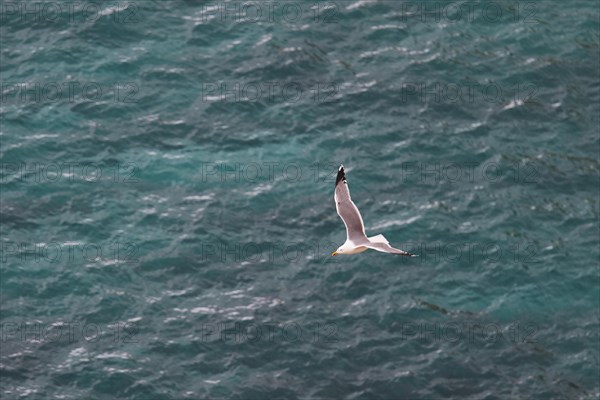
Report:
332,244,348,256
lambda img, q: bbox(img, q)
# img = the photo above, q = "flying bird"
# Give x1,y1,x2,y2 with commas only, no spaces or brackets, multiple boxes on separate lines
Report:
332,165,416,257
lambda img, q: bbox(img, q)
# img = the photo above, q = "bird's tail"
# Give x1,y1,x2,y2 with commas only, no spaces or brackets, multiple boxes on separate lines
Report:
368,234,389,244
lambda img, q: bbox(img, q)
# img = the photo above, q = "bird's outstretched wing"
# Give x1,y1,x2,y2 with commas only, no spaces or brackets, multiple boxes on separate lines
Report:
334,165,367,244
364,241,416,256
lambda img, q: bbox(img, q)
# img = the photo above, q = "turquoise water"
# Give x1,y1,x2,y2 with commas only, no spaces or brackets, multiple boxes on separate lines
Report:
1,0,599,398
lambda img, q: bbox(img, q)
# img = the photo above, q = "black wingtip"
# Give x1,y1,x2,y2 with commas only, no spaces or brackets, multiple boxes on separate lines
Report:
335,164,346,186
397,251,417,257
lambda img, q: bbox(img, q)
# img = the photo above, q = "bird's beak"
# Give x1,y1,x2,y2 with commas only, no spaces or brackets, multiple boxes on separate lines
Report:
331,251,338,257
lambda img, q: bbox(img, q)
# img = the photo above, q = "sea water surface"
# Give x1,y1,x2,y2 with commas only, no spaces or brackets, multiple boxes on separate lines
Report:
1,1,599,399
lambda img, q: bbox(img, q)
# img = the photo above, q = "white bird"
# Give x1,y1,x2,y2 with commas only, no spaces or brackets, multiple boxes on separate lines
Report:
332,165,416,257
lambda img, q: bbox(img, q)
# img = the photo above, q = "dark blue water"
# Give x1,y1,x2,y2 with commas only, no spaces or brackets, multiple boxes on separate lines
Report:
1,1,599,399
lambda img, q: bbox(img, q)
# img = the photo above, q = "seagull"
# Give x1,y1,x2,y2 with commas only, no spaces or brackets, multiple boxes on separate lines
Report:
332,165,416,257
